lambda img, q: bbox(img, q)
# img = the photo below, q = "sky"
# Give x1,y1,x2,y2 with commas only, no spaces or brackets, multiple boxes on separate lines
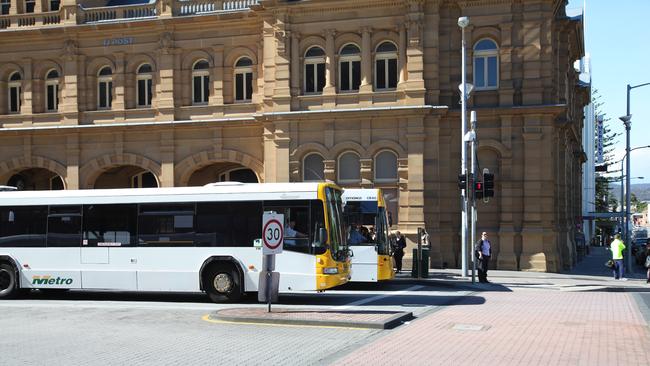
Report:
568,0,650,185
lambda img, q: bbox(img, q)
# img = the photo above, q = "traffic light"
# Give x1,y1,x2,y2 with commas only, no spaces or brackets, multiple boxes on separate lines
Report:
483,172,495,198
458,174,467,190
474,181,484,199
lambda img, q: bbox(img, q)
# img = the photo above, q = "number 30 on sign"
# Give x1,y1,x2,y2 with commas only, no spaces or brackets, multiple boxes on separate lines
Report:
262,212,284,255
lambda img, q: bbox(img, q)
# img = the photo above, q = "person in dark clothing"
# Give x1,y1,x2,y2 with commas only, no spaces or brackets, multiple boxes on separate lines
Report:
393,231,406,273
475,232,492,283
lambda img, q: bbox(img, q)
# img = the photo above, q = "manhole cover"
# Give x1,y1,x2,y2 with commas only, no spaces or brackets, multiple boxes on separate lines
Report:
451,323,490,331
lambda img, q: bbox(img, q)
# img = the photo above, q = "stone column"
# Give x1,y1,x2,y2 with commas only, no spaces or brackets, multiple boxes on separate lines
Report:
360,26,373,94
323,29,336,95
160,131,174,187
360,158,373,188
20,58,33,116
262,17,276,108
156,46,176,121
62,40,80,124
404,20,425,104
66,133,80,189
113,52,126,121
397,23,407,88
211,44,224,107
290,31,300,109
323,159,336,182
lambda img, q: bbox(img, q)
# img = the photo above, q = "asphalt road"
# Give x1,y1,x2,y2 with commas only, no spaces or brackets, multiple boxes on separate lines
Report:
0,281,472,366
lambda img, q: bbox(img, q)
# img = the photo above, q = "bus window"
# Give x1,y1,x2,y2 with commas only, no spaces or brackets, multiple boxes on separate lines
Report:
138,203,195,247
0,206,47,247
47,205,82,247
264,200,311,254
83,204,137,247
195,201,262,247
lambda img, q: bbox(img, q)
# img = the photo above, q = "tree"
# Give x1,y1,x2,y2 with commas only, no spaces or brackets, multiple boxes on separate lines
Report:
631,193,648,214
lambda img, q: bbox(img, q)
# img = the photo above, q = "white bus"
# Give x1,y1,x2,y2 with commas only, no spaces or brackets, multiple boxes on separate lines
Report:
342,188,395,282
0,182,350,302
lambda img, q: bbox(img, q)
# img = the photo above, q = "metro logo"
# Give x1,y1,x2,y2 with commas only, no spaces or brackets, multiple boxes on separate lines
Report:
32,276,73,285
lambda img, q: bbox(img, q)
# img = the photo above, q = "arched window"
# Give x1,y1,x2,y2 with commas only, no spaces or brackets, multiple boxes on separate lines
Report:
97,66,113,109
473,39,499,90
303,153,325,181
136,64,153,108
45,69,59,112
374,150,398,183
338,152,361,183
1,0,10,15
304,47,325,94
374,42,397,90
8,71,21,114
234,57,253,102
192,60,210,105
339,44,361,92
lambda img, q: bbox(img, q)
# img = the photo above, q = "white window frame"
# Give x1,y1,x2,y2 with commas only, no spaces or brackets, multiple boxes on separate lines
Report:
302,153,325,182
192,60,210,106
136,64,153,108
45,70,59,112
97,67,113,110
303,47,325,95
373,149,398,184
337,151,361,184
8,72,21,114
234,57,253,103
374,42,398,91
338,43,361,92
473,38,499,91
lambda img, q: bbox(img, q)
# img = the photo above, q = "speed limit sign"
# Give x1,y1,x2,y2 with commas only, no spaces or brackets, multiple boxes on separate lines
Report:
262,212,284,255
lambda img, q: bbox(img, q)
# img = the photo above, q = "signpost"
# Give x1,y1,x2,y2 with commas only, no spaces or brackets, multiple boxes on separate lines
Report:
259,212,283,312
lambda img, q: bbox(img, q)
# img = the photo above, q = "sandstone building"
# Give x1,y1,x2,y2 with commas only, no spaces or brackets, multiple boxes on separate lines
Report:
0,0,587,271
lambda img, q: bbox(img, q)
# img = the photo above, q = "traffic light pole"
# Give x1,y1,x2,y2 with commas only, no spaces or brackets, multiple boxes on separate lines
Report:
470,111,477,284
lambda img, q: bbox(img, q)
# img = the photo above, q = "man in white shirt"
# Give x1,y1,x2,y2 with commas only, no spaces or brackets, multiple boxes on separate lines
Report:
285,220,306,246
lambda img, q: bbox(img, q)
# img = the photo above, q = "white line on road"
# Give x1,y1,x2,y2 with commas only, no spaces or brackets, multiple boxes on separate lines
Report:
334,285,425,310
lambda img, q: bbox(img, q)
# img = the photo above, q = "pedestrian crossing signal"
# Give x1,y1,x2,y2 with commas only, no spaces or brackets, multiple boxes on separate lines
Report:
474,181,484,199
483,172,494,198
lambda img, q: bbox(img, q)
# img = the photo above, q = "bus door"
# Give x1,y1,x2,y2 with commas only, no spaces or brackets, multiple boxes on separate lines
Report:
345,200,380,282
80,204,138,290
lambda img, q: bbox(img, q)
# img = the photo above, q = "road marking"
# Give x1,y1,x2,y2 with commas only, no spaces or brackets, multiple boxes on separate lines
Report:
334,285,425,310
200,314,369,330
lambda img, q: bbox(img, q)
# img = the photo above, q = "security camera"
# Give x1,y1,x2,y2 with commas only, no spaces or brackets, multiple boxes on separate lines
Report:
458,16,470,28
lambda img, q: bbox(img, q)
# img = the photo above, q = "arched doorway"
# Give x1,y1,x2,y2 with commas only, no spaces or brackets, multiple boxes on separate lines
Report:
6,168,64,190
93,166,159,189
187,163,258,186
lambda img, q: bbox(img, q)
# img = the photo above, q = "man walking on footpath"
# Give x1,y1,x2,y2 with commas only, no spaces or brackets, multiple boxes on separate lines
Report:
610,233,626,280
475,232,492,283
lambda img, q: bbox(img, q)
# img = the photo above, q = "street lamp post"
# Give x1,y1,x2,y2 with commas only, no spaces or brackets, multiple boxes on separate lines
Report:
458,16,470,276
621,81,650,272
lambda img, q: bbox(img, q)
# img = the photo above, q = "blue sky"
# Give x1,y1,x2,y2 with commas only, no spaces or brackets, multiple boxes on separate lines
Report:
568,0,650,184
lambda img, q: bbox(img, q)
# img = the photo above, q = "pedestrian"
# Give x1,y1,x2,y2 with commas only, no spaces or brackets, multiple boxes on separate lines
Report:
609,233,626,280
645,238,650,283
393,231,406,273
474,232,492,283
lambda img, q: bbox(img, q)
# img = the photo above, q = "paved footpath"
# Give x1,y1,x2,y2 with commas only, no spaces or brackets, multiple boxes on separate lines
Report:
334,247,650,366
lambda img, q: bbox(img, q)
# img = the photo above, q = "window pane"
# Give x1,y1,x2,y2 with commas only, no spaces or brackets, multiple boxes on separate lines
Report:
352,61,361,90
303,154,324,181
50,0,60,11
26,0,34,13
83,204,137,247
138,79,146,106
376,59,386,89
235,73,244,100
317,63,325,92
203,75,210,102
487,56,498,87
1,2,10,15
340,61,350,91
142,172,157,188
138,203,195,247
147,79,153,105
0,206,47,247
99,82,107,108
108,82,113,107
196,202,262,247
475,39,497,51
263,200,314,254
193,76,202,103
305,63,314,93
245,72,253,100
55,84,59,110
47,206,82,247
305,47,325,57
47,84,55,111
474,57,485,88
10,87,18,112
375,151,398,180
388,58,397,88
339,153,360,181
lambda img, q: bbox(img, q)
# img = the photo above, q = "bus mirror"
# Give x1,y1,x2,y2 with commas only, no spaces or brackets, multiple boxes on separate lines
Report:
318,227,328,245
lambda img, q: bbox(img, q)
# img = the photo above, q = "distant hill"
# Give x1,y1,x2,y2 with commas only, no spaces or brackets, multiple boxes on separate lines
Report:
632,183,650,201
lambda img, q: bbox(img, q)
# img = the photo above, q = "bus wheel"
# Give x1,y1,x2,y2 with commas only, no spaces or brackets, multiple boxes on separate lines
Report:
205,265,241,303
0,263,17,299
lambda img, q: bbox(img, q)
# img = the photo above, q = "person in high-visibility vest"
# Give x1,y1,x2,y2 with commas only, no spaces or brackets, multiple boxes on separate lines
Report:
610,234,626,280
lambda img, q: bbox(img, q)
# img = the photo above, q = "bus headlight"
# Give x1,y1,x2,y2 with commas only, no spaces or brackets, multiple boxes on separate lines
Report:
323,267,339,274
